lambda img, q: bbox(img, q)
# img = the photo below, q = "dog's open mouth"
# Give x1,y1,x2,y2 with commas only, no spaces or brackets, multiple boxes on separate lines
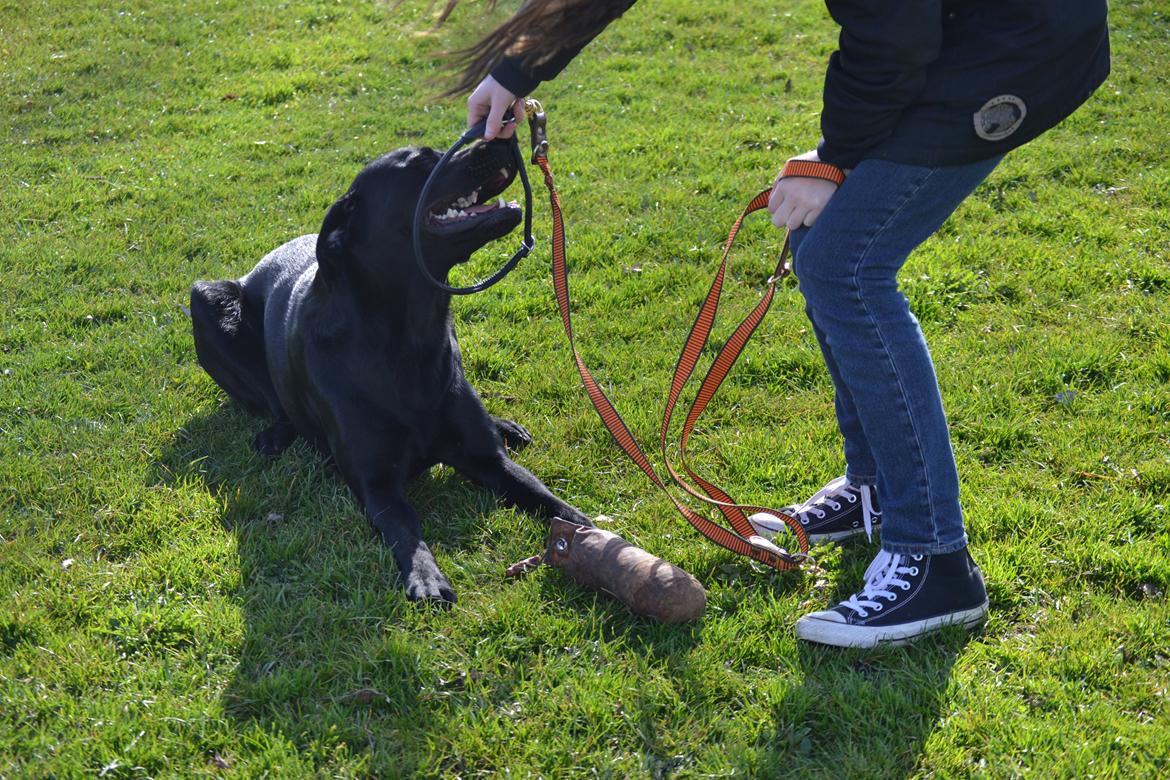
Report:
424,164,521,237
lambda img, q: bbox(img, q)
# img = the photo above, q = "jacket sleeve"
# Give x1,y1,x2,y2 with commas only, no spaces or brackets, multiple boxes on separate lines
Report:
818,1,943,168
489,0,638,96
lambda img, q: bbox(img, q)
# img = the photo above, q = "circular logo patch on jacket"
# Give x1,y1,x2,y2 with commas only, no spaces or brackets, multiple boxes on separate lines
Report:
973,95,1027,141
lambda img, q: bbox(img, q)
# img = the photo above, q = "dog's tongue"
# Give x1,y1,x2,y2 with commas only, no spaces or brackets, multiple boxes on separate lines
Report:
470,198,519,214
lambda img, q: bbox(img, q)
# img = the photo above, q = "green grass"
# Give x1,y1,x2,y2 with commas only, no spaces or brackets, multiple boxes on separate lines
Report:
2,0,1168,776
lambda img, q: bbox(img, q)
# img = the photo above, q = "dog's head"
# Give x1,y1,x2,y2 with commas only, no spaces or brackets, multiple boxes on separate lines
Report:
315,140,522,289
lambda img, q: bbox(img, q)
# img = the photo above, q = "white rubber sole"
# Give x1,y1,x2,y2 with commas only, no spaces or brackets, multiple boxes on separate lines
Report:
807,525,881,543
795,601,989,649
749,511,881,545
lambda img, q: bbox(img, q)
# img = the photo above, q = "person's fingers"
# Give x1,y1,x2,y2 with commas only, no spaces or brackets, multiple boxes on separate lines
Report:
496,100,519,140
768,182,786,215
485,98,508,140
787,206,810,232
467,82,491,129
772,201,793,230
468,101,488,130
772,159,844,230
498,96,525,139
500,97,528,140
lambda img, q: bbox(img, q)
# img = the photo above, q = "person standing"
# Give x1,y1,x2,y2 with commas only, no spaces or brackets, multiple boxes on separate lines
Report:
452,0,1110,647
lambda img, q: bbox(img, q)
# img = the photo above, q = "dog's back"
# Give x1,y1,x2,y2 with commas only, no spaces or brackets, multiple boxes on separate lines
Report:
190,235,316,421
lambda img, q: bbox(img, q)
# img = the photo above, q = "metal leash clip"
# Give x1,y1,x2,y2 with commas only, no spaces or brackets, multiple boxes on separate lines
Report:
525,98,548,163
747,534,814,567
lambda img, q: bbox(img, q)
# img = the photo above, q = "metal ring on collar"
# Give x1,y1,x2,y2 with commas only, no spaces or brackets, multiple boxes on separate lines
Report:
412,116,534,295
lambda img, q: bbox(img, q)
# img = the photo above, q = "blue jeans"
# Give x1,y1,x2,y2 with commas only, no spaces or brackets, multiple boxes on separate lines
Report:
789,156,1001,556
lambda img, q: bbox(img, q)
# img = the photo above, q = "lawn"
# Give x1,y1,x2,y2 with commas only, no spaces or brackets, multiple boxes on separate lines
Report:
2,0,1168,776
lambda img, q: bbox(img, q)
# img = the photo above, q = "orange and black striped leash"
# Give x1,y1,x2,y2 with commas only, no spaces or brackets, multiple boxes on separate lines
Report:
523,100,844,571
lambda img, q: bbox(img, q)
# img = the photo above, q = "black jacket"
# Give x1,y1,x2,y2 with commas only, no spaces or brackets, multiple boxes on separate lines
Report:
490,0,1110,169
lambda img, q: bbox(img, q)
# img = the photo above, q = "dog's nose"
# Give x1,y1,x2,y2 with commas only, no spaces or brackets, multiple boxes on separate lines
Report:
470,150,509,180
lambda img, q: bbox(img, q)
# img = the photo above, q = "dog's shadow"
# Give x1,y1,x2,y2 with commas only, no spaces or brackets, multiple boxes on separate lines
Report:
155,405,707,772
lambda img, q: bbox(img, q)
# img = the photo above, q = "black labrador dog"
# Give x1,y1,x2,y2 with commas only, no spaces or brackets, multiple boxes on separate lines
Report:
190,139,592,604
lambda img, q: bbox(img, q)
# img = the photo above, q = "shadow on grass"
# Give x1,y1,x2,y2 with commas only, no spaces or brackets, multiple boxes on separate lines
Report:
156,405,704,773
755,550,977,778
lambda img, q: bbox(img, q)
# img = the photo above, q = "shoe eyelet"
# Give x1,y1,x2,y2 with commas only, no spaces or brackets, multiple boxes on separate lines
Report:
847,494,857,503
799,518,808,525
909,567,919,576
873,604,883,612
912,554,924,561
857,610,868,618
828,501,840,511
899,581,911,590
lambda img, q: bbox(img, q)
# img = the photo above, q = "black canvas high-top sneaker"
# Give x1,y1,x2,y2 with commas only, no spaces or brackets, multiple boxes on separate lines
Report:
750,476,881,544
796,547,988,648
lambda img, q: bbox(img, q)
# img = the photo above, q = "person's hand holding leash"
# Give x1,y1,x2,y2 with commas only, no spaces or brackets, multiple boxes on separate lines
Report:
468,76,525,140
768,150,844,231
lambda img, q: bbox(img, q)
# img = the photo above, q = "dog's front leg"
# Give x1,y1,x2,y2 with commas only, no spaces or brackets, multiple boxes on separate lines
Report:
441,386,594,527
362,486,456,604
448,450,594,528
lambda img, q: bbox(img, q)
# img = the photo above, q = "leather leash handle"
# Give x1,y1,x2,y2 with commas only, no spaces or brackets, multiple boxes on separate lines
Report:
412,114,535,295
533,126,843,569
659,192,797,538
660,158,844,537
777,158,846,185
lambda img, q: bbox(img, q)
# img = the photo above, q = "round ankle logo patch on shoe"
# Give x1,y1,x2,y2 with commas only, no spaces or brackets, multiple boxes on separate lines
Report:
973,94,1027,141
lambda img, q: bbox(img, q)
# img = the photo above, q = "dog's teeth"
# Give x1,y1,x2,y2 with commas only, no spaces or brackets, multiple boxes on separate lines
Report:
450,190,480,210
498,167,508,178
498,197,505,208
433,203,479,222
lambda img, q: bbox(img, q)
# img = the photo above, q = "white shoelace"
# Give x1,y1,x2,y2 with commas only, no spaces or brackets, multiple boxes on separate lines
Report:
838,550,923,618
786,476,879,541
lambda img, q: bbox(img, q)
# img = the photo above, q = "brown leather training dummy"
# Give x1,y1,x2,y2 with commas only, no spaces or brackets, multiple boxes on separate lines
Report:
540,517,706,623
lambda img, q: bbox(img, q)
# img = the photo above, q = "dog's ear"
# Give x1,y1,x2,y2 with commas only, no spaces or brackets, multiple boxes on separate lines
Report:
316,191,358,267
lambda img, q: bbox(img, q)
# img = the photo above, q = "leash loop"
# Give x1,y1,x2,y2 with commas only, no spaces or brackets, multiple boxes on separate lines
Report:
531,122,846,571
412,111,536,295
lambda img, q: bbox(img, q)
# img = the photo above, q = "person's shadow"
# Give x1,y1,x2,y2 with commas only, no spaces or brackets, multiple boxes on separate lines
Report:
155,404,724,774
750,545,975,779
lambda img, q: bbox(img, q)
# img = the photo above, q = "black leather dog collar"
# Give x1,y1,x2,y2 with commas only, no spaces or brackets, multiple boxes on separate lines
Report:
412,116,534,295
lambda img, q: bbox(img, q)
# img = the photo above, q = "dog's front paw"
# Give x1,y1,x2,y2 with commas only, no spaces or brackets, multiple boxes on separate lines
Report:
493,417,532,451
404,568,458,606
252,420,297,457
